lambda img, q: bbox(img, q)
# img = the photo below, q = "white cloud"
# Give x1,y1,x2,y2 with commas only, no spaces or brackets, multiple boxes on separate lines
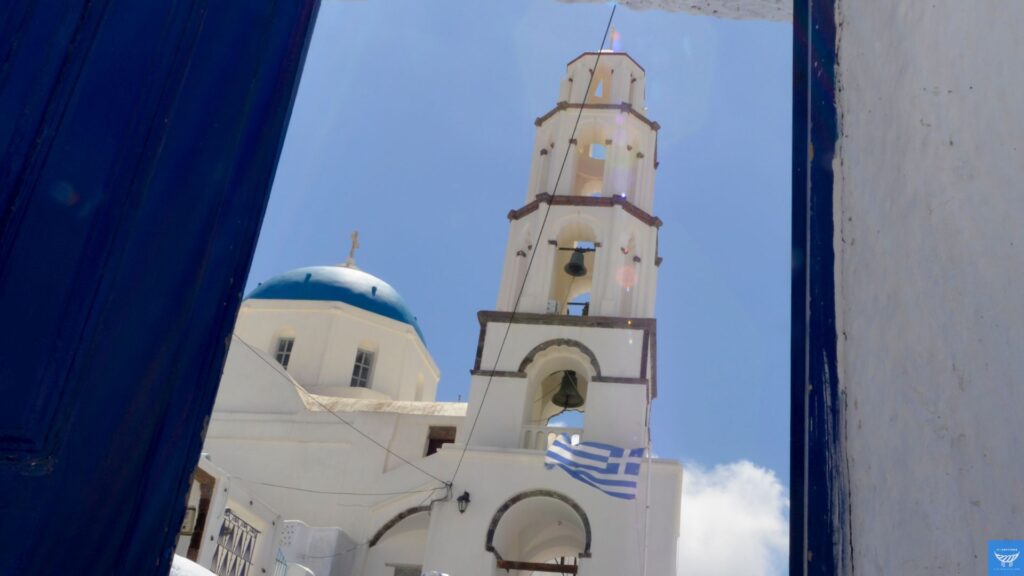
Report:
678,461,789,576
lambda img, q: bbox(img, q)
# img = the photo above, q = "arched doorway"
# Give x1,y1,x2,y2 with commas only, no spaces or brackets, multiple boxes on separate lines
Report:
485,490,591,575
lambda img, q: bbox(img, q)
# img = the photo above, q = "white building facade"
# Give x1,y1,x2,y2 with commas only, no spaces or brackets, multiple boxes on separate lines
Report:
189,51,682,576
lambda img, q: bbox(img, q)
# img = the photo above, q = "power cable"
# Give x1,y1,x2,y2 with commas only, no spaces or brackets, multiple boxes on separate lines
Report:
448,4,617,486
249,480,444,497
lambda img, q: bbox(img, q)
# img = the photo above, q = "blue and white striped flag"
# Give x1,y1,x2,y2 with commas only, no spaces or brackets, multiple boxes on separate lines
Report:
544,435,645,500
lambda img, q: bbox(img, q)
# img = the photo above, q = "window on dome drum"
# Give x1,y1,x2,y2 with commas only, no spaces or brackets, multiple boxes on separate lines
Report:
350,348,375,388
274,336,294,370
425,426,456,456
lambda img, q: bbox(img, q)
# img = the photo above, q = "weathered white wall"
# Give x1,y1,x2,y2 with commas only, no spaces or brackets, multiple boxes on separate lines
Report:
178,457,285,575
420,450,682,576
235,300,439,401
835,2,1024,573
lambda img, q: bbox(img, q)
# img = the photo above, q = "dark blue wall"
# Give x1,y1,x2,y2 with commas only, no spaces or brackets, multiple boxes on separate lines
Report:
792,0,847,575
0,0,319,573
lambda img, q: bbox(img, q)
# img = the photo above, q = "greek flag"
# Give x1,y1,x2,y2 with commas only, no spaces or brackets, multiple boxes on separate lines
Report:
544,435,645,500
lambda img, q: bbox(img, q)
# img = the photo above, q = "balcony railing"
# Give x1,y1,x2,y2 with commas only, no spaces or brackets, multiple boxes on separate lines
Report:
522,425,583,451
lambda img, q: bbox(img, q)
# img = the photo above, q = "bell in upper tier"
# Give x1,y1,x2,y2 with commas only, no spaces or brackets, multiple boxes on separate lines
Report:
564,249,588,277
551,370,585,409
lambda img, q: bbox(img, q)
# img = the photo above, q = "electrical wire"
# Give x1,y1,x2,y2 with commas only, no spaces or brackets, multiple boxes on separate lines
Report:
249,480,444,497
448,4,617,487
231,334,451,487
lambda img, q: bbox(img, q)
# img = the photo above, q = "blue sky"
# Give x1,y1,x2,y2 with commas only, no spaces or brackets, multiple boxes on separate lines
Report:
246,0,792,483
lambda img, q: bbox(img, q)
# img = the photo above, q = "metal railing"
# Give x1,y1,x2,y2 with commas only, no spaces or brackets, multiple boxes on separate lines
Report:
212,509,259,576
521,425,583,450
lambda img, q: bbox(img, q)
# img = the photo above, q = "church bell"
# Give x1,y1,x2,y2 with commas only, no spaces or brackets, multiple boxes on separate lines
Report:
563,249,588,277
551,370,585,409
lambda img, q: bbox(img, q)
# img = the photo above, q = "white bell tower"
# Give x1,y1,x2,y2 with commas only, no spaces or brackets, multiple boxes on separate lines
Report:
461,50,662,453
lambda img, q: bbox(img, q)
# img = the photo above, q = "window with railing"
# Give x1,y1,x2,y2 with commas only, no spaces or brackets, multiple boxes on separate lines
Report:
212,509,260,576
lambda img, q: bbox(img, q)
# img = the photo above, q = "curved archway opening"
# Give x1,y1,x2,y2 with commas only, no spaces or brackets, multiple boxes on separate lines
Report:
486,491,592,571
570,124,608,197
548,221,597,316
365,507,430,575
519,341,597,450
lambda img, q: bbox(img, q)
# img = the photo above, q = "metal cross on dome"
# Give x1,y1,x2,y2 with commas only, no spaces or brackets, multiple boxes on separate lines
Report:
345,230,359,268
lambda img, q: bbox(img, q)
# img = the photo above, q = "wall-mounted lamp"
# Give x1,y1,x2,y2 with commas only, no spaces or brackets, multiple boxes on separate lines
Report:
457,491,471,514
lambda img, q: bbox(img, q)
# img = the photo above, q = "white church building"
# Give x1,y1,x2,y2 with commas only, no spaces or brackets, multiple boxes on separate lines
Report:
177,50,682,576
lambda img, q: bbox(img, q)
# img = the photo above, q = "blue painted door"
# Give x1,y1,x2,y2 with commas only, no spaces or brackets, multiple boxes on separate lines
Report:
0,0,319,573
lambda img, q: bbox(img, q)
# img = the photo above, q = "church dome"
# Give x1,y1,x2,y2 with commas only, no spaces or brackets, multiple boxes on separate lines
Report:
246,266,425,341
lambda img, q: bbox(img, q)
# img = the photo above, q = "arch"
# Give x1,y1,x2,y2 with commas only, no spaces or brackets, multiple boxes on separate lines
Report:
570,121,610,197
367,505,430,548
485,490,592,559
517,338,601,377
548,218,599,315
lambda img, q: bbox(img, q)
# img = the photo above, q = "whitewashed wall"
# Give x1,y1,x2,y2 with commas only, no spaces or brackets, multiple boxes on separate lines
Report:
234,300,439,401
177,457,285,576
835,2,1024,573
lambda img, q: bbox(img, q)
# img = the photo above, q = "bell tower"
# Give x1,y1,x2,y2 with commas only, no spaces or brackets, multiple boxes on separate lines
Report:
461,50,662,452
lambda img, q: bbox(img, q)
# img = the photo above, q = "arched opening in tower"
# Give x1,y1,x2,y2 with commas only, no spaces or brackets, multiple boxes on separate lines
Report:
570,124,607,197
548,221,596,316
587,63,613,105
488,494,589,574
522,350,592,451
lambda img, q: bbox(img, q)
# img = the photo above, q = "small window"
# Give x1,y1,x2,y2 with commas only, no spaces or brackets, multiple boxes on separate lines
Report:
594,80,603,97
589,143,606,160
393,567,422,576
350,348,375,388
425,426,456,456
274,337,294,370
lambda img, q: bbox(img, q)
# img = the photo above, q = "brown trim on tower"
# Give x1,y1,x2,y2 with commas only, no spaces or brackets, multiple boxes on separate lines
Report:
566,50,646,72
591,376,648,385
473,311,658,397
516,338,602,376
473,323,487,374
478,311,654,330
534,102,660,131
368,506,430,547
650,323,658,398
496,560,577,574
640,330,650,380
470,369,527,378
485,490,592,559
507,193,662,228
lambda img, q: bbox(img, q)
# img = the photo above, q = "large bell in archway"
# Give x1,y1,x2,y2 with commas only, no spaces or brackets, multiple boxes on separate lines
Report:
564,249,588,277
551,370,585,409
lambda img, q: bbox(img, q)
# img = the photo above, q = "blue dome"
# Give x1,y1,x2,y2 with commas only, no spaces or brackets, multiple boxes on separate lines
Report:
246,266,424,342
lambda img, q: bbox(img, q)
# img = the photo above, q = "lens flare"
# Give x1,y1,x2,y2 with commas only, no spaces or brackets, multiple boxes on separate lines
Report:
615,264,637,288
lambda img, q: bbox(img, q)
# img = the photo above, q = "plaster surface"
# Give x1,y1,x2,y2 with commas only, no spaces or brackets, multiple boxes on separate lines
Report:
558,0,790,22
835,2,1024,573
